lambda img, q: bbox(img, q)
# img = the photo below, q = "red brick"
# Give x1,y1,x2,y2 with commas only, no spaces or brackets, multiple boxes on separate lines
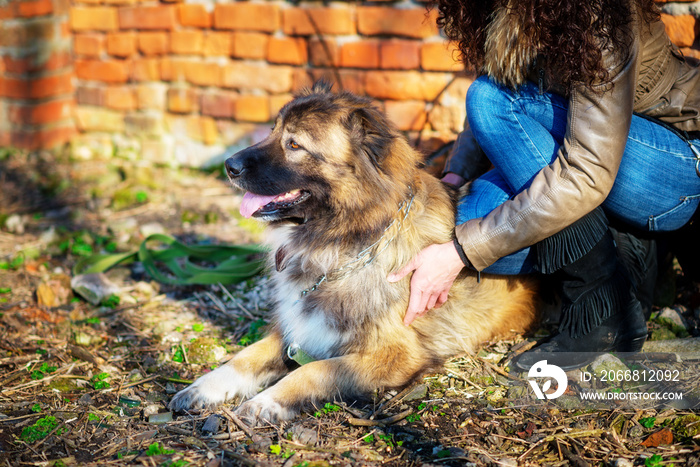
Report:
76,85,105,106
188,62,221,87
9,98,74,125
222,62,293,93
379,39,420,70
131,58,160,81
421,42,462,71
231,32,268,59
103,0,138,5
74,33,104,57
70,6,119,31
384,100,427,131
186,115,218,145
429,104,464,133
53,0,70,17
660,13,698,48
161,59,221,86
76,58,130,83
283,7,355,36
357,7,438,39
233,95,270,122
0,72,73,99
119,6,177,30
293,68,314,92
270,94,293,118
1,20,60,47
139,32,169,56
2,50,71,73
106,32,137,57
365,71,450,100
75,106,124,132
310,69,366,95
268,37,307,65
340,40,380,69
104,86,137,110
0,3,14,20
201,90,235,118
160,58,188,82
17,0,53,18
309,37,340,67
9,125,76,151
203,32,231,57
136,83,167,109
177,3,211,28
171,30,204,55
167,86,197,113
213,3,279,32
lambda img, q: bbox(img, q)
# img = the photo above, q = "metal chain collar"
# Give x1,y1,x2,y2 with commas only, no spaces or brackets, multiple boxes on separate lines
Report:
298,186,415,298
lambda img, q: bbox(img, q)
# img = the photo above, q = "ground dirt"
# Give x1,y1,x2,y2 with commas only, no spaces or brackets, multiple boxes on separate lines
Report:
1,149,699,467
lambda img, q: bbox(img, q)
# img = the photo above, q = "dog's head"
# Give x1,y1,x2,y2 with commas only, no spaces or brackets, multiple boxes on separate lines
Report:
225,81,419,225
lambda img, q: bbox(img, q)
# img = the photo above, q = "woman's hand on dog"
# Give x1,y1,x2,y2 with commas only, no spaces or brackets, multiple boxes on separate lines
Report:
388,242,465,326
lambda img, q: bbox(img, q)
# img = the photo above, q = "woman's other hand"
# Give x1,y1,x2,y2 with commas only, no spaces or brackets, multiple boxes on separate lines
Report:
387,242,465,326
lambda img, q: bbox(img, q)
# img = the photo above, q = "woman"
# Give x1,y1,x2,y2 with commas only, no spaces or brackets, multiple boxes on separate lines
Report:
389,0,700,369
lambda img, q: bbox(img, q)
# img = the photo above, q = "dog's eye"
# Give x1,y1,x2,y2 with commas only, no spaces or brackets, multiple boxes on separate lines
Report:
287,140,301,150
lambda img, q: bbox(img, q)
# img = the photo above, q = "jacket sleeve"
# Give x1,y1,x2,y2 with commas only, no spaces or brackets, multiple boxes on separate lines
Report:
442,121,491,182
454,37,640,271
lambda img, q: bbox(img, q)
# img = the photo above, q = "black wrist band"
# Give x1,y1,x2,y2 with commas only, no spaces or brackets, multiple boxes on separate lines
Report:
452,237,471,268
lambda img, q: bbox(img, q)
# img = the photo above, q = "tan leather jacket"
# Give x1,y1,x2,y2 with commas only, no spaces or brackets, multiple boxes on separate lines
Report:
452,8,700,271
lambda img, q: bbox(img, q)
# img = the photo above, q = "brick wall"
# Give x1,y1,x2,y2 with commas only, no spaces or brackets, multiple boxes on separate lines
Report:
0,0,698,165
0,0,76,150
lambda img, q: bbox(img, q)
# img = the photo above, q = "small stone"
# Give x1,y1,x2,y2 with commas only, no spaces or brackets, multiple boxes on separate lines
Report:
588,354,628,379
658,306,688,329
613,459,634,467
148,411,173,425
37,274,73,307
143,404,160,418
5,214,25,234
187,337,227,364
201,414,222,434
140,222,165,238
77,394,94,406
71,273,120,306
288,425,318,445
403,383,428,402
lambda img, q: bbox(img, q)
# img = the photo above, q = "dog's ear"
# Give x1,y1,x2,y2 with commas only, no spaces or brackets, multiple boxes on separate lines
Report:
348,106,395,169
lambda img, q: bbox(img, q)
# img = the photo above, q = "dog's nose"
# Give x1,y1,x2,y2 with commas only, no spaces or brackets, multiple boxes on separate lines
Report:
225,157,245,179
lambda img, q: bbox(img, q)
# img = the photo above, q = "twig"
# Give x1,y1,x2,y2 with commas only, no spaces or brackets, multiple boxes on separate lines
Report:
220,406,259,442
1,362,81,394
121,375,158,389
218,283,257,320
373,384,416,415
518,429,607,461
478,357,523,381
222,450,262,467
347,408,414,427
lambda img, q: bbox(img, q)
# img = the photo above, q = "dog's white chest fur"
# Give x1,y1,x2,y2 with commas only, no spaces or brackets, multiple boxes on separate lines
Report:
274,276,341,360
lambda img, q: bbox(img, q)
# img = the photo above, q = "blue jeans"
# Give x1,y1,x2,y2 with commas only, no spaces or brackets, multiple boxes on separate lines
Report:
458,76,700,274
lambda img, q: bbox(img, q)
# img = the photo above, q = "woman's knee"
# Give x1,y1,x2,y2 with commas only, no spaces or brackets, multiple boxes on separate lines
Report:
466,76,511,132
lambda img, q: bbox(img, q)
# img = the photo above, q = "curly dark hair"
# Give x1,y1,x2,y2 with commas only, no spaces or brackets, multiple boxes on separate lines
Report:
431,0,660,91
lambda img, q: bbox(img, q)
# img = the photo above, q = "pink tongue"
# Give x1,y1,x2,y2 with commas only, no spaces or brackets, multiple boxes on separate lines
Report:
240,192,278,218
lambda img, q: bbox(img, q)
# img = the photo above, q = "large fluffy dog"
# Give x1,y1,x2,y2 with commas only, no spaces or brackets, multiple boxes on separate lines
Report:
169,82,538,423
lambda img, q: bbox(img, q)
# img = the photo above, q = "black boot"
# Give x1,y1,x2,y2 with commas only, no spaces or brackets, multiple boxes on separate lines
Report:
515,208,648,371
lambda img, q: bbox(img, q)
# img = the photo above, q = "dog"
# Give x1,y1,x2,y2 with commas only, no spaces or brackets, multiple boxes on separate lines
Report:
168,81,538,423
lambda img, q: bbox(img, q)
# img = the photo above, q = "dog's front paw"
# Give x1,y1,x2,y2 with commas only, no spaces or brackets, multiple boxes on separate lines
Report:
235,392,297,425
169,365,257,411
